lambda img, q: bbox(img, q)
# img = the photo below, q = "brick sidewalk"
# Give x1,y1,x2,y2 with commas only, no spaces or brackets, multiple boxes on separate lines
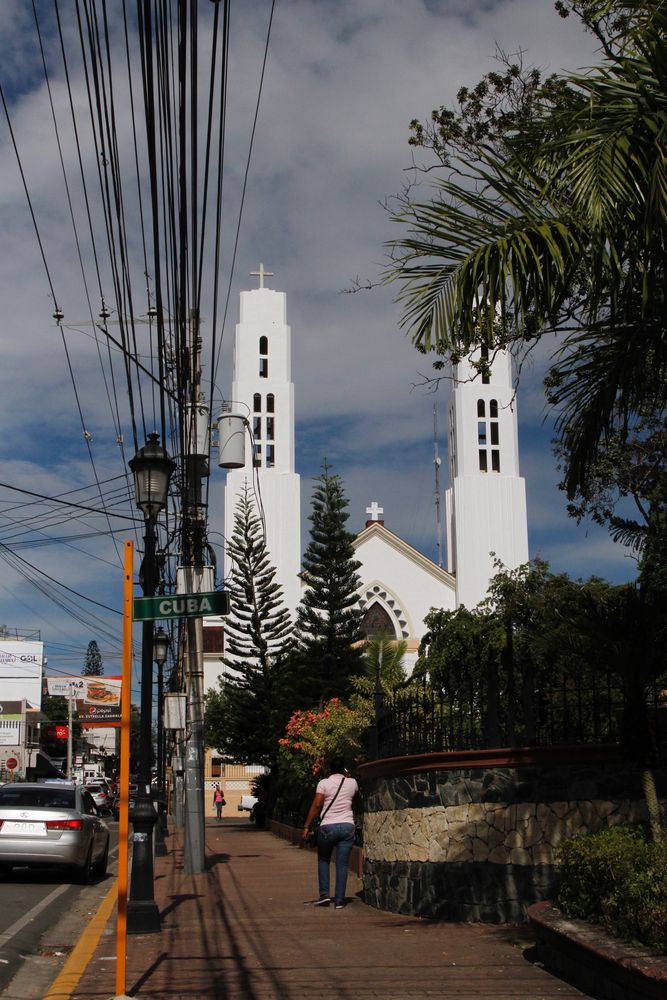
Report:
74,818,590,999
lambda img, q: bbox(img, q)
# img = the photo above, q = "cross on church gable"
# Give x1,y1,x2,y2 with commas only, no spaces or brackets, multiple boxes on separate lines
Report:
365,500,384,527
250,262,274,289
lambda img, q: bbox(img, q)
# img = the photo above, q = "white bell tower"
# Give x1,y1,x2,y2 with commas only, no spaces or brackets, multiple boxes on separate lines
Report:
445,348,529,608
223,266,301,619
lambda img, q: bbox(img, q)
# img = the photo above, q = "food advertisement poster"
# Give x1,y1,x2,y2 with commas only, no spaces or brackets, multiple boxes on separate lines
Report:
46,676,121,727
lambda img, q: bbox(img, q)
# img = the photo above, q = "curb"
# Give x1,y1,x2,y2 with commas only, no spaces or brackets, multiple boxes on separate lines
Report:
43,878,117,1000
528,900,667,1000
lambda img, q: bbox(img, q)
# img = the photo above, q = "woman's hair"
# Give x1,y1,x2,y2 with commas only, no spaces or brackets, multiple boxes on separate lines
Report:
328,756,347,775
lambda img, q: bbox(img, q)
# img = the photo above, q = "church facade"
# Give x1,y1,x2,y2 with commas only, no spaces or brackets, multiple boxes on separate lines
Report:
210,271,529,675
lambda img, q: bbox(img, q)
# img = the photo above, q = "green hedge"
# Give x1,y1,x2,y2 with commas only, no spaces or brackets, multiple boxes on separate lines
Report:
557,825,667,954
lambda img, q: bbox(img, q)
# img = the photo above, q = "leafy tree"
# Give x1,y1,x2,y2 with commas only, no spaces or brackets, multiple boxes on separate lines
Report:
204,484,293,766
82,640,103,676
294,462,365,704
387,0,666,500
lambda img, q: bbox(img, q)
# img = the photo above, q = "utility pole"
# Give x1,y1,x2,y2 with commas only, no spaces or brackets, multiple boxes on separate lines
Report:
66,685,74,779
182,308,209,874
433,403,444,569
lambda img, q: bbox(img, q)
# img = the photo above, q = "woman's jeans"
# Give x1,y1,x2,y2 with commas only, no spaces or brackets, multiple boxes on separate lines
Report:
317,823,355,902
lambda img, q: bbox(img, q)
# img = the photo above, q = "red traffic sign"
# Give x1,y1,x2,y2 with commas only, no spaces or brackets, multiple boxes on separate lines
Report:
5,757,18,770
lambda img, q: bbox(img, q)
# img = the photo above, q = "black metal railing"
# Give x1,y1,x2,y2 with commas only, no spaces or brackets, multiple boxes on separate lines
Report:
372,667,647,759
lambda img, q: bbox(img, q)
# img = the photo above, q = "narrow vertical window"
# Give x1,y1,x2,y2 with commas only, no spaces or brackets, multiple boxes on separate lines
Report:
490,399,498,418
253,444,262,467
259,357,268,378
491,450,500,472
266,445,275,468
481,344,490,385
478,422,487,445
259,335,268,355
253,393,261,413
266,394,274,413
253,416,261,439
490,423,499,446
477,399,485,417
266,416,275,440
479,450,488,472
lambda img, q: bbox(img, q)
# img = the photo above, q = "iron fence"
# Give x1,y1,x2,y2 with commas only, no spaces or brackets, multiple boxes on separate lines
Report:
373,667,664,759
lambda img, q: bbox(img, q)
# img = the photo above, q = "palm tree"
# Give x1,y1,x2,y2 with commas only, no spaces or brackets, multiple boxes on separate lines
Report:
387,0,666,499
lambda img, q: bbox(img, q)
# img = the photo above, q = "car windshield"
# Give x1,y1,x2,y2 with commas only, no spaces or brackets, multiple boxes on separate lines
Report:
0,787,76,809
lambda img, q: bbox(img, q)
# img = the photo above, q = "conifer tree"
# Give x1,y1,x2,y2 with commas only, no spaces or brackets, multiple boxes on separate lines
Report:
82,639,103,675
204,484,293,765
295,461,365,703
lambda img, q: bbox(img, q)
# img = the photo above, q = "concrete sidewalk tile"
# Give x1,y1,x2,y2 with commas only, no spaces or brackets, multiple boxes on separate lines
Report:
73,818,590,999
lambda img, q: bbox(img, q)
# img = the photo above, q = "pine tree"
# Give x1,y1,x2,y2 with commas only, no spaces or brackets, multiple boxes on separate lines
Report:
204,484,293,765
295,461,365,703
82,640,103,675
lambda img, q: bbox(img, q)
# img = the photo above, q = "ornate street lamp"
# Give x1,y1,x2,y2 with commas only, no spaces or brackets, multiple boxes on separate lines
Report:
127,434,175,935
153,626,169,857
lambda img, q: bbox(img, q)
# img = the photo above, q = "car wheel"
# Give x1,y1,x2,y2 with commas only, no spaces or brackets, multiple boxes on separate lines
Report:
75,845,93,884
92,838,109,877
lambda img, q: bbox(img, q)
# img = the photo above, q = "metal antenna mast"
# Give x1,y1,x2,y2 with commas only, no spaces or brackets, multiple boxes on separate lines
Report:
433,403,443,568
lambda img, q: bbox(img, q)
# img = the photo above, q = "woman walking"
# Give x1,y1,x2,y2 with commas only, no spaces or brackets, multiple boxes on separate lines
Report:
213,783,225,821
302,757,359,909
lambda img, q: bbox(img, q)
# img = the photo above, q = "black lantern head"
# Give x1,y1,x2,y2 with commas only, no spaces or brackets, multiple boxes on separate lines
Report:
153,626,169,668
129,432,176,518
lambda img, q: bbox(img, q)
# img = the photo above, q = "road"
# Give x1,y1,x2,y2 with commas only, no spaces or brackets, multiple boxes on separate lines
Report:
0,822,119,998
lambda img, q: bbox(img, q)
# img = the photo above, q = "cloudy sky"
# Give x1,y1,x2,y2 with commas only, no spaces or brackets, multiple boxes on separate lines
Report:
0,1,637,688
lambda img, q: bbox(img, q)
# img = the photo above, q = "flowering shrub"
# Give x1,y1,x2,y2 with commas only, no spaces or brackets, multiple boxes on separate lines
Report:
278,697,371,781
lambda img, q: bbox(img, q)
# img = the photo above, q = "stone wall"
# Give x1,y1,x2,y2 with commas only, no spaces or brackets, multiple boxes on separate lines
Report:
358,748,666,923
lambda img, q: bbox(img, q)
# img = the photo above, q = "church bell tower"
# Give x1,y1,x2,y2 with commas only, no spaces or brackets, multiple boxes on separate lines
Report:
444,348,529,608
222,266,301,619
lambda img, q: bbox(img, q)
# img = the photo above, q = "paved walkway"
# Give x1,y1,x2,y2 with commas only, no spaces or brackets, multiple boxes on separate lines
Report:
74,818,590,999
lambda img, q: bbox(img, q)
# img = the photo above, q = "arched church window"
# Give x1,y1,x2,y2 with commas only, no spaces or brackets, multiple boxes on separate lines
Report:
477,399,485,417
259,335,268,355
266,394,274,413
361,602,396,638
490,399,498,418
253,393,261,413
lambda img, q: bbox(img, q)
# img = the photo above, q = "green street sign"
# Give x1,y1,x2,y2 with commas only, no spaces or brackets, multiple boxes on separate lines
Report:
133,591,230,622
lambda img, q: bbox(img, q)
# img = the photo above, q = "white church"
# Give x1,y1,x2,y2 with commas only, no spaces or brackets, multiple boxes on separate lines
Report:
209,268,529,677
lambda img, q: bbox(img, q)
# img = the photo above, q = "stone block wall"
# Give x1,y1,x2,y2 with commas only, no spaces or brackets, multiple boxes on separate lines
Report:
358,748,666,923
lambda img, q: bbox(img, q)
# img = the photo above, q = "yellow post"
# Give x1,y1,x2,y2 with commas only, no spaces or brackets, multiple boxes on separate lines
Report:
116,540,133,997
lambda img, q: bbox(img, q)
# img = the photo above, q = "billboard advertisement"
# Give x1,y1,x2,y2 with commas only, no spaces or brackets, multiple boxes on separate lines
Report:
0,641,44,709
46,676,121,727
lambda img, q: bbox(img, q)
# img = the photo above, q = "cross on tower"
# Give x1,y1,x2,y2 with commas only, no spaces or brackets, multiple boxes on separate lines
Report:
250,262,274,289
366,501,384,521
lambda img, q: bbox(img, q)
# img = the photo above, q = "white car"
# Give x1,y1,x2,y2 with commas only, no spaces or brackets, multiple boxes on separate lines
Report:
238,794,258,813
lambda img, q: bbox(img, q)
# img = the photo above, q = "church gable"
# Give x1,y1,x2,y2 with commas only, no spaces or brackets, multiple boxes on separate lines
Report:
353,520,456,645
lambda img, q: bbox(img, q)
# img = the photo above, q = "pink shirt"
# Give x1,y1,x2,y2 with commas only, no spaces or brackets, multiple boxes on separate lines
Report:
316,774,358,826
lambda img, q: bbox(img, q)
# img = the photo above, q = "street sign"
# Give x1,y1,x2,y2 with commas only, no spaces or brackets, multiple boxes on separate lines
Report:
5,757,18,770
133,591,230,622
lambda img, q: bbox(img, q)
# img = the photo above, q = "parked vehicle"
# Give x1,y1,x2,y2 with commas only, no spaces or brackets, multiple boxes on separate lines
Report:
85,783,113,815
113,785,138,821
0,782,110,881
238,794,258,813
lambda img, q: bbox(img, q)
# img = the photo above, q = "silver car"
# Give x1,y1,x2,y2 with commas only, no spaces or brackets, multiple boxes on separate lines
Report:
0,783,110,882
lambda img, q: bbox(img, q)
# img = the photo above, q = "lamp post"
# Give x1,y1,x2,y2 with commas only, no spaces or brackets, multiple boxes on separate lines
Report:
127,433,175,935
153,626,169,857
